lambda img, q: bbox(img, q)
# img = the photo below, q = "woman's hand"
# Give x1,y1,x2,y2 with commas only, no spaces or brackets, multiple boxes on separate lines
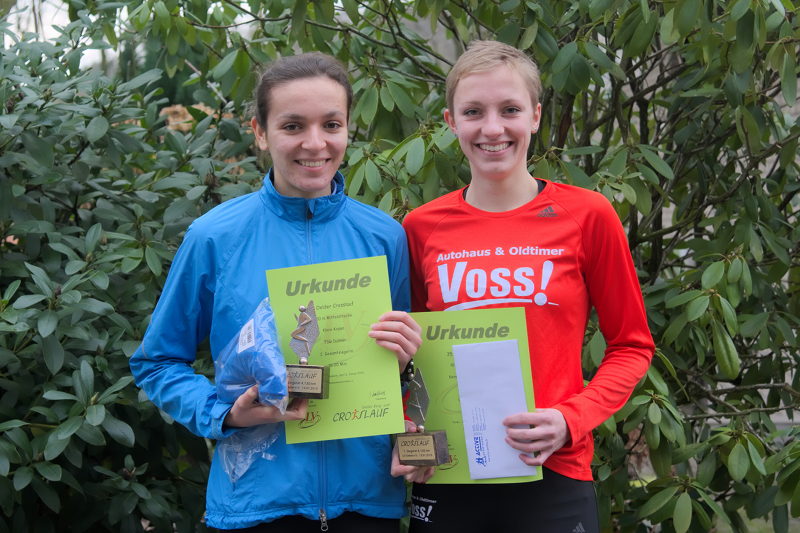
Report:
503,408,570,466
390,420,436,483
369,311,422,371
224,385,308,428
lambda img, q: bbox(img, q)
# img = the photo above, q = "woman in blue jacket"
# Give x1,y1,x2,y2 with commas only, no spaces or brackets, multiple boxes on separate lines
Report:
129,52,422,532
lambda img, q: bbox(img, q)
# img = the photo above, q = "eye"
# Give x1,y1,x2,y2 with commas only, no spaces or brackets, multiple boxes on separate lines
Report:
463,108,480,117
324,121,343,130
504,106,521,114
282,123,301,131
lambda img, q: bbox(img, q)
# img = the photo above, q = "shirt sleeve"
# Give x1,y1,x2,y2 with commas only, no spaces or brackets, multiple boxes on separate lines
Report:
554,196,655,442
129,224,238,440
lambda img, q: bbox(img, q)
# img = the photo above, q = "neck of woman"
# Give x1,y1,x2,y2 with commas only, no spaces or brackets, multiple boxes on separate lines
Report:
464,170,539,212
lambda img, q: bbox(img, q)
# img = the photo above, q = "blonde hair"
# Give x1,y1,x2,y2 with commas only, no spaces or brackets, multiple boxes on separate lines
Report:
445,40,542,112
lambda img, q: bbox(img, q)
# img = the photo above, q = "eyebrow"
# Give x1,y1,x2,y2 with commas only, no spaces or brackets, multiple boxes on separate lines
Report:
459,98,525,108
276,110,345,121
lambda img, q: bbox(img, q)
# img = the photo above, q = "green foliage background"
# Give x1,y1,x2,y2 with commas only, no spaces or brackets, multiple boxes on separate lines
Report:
1,0,798,531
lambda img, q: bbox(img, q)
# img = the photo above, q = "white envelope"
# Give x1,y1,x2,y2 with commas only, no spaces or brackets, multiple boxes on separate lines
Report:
452,339,538,480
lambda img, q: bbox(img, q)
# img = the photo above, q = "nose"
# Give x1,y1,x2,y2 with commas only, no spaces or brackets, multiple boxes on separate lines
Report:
481,112,503,137
302,126,326,151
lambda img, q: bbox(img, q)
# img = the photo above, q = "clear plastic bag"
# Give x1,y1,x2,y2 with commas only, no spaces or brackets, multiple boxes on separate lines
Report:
215,298,288,410
215,298,288,482
218,423,281,484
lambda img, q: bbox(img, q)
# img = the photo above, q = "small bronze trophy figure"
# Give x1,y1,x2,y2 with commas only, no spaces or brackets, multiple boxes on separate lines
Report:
286,300,329,399
396,368,449,466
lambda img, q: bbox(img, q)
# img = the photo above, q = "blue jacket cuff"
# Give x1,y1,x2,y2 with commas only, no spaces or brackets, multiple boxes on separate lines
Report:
210,400,240,440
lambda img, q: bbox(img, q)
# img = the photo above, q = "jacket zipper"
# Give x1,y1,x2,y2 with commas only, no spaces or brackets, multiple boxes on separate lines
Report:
308,203,328,532
319,442,328,531
306,205,313,262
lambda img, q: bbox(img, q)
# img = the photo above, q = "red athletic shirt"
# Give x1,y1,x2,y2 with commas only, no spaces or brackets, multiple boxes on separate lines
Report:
402,179,655,481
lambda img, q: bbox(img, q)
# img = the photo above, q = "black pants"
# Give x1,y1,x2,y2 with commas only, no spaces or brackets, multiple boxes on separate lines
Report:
409,467,599,533
215,512,399,533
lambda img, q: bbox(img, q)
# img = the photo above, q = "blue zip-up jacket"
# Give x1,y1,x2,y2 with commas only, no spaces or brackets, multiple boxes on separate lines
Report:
129,171,408,529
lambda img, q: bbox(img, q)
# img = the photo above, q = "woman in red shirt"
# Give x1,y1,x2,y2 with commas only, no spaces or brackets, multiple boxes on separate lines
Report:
398,40,655,533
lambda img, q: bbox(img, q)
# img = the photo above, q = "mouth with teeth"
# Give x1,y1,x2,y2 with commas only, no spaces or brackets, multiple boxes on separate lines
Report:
297,159,328,168
478,142,510,152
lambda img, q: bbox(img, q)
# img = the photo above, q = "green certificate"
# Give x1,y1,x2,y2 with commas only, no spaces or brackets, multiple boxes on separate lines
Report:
266,256,405,444
410,308,541,484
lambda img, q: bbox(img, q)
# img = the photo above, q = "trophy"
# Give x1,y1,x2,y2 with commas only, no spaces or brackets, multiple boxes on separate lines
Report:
286,300,329,399
396,368,449,466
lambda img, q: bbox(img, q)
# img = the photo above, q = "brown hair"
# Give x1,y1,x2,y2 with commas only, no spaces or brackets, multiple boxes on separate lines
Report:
253,52,353,129
446,41,542,112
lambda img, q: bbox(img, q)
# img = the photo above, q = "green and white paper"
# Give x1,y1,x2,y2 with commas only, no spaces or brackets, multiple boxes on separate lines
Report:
266,256,405,444
410,308,541,484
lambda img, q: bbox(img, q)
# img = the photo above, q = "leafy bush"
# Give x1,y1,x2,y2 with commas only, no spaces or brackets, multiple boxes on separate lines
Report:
0,18,262,532
1,1,799,532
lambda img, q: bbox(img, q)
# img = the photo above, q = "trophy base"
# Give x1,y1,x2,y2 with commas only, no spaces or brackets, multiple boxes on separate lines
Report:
286,364,329,399
396,430,449,466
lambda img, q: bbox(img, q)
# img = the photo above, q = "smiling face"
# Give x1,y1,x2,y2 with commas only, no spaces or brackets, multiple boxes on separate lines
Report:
444,65,541,185
251,76,348,199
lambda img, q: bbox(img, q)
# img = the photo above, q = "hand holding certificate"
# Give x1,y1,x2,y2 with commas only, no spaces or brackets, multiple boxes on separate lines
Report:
266,256,405,444
502,408,571,467
409,308,541,484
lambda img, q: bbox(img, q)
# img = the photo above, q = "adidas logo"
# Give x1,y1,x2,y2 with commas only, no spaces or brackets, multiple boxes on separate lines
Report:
573,522,586,533
536,206,557,217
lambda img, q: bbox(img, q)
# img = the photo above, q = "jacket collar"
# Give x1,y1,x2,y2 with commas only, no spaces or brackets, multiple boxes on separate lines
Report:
259,169,346,222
